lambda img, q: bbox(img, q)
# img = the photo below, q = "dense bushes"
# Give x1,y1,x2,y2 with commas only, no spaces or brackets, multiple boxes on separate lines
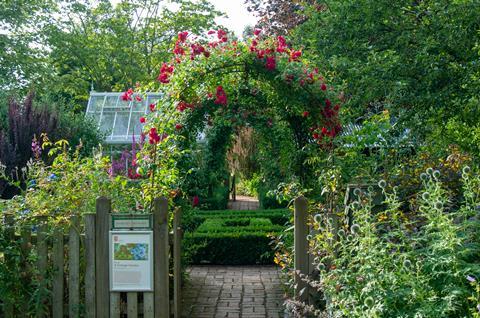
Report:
283,168,480,317
183,209,290,265
0,93,102,198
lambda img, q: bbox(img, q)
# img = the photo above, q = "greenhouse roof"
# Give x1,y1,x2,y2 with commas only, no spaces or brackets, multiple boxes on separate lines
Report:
86,92,162,144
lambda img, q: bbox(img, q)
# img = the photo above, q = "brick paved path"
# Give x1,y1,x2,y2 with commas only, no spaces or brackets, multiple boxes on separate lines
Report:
227,195,260,210
181,266,285,318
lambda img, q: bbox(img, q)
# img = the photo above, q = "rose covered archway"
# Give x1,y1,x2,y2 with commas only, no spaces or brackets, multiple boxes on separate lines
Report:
132,29,343,206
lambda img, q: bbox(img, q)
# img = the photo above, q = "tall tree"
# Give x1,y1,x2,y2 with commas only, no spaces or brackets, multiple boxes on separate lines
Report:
290,0,480,154
45,0,222,109
244,0,316,35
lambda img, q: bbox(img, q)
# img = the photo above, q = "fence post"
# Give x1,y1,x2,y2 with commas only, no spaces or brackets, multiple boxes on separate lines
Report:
3,214,15,317
52,228,64,318
85,214,96,318
95,196,111,318
20,226,32,317
36,216,48,318
69,215,80,317
173,207,183,318
153,197,169,318
294,196,309,302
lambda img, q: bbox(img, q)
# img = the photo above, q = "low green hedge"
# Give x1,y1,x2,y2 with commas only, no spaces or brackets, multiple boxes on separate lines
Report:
184,231,279,265
196,217,284,233
183,208,290,232
183,209,291,265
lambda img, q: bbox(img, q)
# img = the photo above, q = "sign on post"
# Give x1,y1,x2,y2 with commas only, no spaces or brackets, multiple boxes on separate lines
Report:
109,214,154,292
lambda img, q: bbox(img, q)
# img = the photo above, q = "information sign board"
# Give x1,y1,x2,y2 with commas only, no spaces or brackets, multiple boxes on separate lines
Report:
109,231,153,291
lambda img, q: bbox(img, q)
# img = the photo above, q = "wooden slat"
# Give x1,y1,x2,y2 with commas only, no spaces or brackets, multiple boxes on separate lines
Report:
20,227,32,317
110,292,121,318
143,292,154,318
127,292,138,317
69,215,80,317
4,214,15,317
173,208,183,318
84,214,96,318
52,228,64,318
95,197,111,318
154,197,169,318
36,216,48,318
294,196,309,302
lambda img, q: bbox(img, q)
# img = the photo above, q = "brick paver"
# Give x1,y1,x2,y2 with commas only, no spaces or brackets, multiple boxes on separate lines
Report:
182,266,285,318
228,195,260,210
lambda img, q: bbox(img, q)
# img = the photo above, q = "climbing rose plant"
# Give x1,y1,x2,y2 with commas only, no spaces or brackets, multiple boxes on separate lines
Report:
126,29,344,203
137,28,342,144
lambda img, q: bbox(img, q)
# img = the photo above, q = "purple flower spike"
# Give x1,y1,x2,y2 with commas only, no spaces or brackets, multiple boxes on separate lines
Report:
466,275,476,283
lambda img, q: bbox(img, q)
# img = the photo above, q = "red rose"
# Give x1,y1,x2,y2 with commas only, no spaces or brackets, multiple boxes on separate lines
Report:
265,56,276,70
157,72,170,83
175,123,183,130
178,31,188,42
214,86,228,105
254,29,261,36
302,111,310,118
192,195,200,207
140,117,146,124
217,29,227,40
149,103,156,112
289,50,302,62
321,83,327,91
325,99,332,107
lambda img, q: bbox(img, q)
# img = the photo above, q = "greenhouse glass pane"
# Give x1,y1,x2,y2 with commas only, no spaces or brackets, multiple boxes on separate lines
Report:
99,113,115,135
113,115,129,138
131,113,146,137
87,96,105,113
104,95,119,108
86,92,163,144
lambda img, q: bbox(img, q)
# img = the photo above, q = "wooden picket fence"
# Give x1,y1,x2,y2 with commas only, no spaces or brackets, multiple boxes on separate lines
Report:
1,196,183,317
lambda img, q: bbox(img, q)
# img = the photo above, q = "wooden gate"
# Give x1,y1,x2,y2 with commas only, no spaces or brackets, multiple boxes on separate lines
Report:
1,196,183,317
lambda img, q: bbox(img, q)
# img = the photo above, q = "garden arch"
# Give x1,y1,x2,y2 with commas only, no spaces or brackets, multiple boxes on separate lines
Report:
135,29,343,202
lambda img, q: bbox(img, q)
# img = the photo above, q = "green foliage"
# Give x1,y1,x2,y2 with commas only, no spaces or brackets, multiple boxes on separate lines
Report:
288,168,480,317
0,139,138,314
184,231,276,265
295,0,480,155
182,208,290,232
2,0,221,111
183,209,290,265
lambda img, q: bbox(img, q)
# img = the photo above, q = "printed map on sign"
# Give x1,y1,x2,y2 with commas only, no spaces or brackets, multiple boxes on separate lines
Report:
114,243,148,260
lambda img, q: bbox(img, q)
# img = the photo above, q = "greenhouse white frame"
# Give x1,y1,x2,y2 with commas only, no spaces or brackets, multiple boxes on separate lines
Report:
86,92,163,144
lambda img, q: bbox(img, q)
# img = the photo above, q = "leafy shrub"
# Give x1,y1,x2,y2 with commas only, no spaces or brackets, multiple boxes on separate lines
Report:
0,93,102,198
286,168,480,317
184,231,277,265
183,209,290,265
182,208,290,232
197,185,229,210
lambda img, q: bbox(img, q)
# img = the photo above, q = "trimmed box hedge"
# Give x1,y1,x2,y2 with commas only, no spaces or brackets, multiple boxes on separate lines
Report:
183,209,290,265
182,208,290,232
